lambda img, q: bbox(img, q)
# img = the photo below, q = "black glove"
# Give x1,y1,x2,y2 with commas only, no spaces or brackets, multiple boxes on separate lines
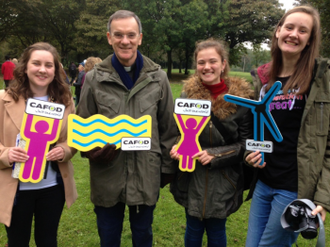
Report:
160,173,175,188
85,143,118,163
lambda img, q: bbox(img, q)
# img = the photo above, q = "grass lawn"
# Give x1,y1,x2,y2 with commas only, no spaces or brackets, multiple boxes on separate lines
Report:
164,69,253,84
0,77,328,246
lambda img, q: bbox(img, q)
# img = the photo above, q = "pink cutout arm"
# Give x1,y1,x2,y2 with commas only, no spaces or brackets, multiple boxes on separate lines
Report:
176,114,186,130
49,119,60,139
195,116,208,132
24,114,33,138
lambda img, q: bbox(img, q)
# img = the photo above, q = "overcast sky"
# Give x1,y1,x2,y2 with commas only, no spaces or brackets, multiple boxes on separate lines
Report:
278,0,296,11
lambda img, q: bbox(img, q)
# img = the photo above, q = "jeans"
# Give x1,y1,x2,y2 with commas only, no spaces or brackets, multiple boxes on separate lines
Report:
245,180,299,247
185,209,227,247
5,185,65,247
94,202,155,247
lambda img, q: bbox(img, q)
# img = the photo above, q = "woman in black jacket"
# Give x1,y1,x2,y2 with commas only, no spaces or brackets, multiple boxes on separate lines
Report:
170,39,253,247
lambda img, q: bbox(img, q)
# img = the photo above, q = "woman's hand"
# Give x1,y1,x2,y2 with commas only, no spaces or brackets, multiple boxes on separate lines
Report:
245,150,266,168
170,145,180,160
8,147,29,164
312,205,327,222
46,146,65,161
192,150,214,166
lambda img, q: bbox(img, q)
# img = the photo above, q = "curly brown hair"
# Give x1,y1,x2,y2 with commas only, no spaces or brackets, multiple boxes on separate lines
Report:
6,42,72,107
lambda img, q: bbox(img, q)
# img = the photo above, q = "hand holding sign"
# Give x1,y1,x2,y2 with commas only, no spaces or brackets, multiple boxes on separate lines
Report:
224,81,283,165
13,98,65,183
67,114,152,152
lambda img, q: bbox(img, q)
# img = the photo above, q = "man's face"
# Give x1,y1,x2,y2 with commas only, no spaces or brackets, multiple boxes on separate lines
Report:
78,64,84,71
107,17,143,67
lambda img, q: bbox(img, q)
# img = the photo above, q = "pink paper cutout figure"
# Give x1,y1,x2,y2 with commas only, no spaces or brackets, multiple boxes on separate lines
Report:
22,114,60,181
174,114,209,172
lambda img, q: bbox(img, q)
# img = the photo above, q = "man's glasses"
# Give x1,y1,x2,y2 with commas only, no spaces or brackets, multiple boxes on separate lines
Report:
112,32,138,40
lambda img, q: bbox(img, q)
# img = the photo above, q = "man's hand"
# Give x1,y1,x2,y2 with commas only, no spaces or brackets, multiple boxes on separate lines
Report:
85,143,118,163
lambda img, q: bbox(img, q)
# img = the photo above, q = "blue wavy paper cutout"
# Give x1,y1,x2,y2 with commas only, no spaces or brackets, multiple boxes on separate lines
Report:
73,129,147,138
73,139,121,147
73,118,147,128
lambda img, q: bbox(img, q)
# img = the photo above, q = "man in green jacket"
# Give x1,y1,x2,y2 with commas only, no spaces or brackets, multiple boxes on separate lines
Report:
76,10,178,247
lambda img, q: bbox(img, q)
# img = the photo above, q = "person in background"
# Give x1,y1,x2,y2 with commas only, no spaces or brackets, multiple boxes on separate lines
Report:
73,62,85,106
170,38,253,247
11,59,18,66
245,5,330,247
0,42,77,247
80,57,102,88
76,10,177,247
1,56,15,88
68,62,77,85
60,63,70,85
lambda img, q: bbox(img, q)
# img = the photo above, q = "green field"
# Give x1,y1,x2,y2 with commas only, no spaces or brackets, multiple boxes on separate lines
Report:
164,70,253,84
0,77,327,246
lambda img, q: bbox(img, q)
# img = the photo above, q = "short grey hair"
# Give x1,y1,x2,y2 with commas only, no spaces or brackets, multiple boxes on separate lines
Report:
107,10,142,34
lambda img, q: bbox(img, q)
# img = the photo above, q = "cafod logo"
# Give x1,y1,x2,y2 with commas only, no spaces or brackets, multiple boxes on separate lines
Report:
177,101,209,109
30,102,63,112
121,138,151,151
246,139,273,153
174,98,212,117
247,142,271,148
123,139,150,145
26,98,65,120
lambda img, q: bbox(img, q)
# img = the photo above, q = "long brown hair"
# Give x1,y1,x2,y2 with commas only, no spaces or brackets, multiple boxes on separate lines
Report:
7,42,72,107
267,5,321,95
193,38,230,80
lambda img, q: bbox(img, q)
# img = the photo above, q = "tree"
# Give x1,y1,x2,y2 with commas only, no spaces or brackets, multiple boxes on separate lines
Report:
0,0,84,63
252,43,270,68
0,0,286,73
75,0,121,59
179,0,208,75
126,0,208,78
298,0,330,57
223,0,284,65
0,0,45,48
35,0,84,62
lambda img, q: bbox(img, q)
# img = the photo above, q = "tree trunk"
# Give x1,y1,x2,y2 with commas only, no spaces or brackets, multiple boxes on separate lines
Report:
243,57,246,72
185,48,190,75
167,49,172,79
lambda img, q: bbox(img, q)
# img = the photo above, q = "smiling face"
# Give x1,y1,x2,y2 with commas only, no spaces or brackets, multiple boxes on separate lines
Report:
276,12,313,59
196,47,226,85
25,50,55,97
107,17,143,67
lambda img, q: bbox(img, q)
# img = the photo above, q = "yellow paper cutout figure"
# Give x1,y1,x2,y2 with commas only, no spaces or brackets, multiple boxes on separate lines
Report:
68,114,152,151
174,114,210,172
19,113,62,183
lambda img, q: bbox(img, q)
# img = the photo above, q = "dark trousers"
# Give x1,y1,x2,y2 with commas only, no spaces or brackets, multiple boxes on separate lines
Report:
5,185,65,247
70,74,76,85
185,209,227,247
74,87,81,106
4,80,11,87
94,202,155,247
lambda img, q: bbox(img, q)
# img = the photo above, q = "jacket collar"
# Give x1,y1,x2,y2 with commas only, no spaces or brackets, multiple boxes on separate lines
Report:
2,91,25,131
183,75,253,120
95,53,160,75
93,54,161,88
